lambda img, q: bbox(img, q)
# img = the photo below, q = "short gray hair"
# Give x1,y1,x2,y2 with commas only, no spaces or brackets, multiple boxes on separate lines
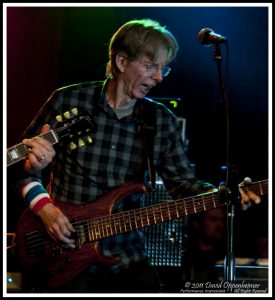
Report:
106,19,179,78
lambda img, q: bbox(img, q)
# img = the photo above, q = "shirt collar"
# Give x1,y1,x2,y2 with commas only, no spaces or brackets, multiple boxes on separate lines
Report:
97,78,144,122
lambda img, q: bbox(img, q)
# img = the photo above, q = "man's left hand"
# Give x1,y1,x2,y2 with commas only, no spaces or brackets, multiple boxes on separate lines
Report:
239,177,261,210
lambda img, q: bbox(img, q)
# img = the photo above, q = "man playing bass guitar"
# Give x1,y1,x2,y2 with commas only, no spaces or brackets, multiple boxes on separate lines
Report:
11,19,263,293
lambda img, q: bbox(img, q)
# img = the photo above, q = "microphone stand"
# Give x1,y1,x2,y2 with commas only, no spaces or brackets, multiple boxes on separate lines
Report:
213,44,226,102
213,43,237,284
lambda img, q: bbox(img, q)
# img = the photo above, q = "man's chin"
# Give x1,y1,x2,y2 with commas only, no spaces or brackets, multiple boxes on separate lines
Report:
132,93,146,99
138,86,152,98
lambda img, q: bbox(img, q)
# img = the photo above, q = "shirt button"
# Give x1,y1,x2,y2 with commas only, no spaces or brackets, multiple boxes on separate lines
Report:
111,145,116,150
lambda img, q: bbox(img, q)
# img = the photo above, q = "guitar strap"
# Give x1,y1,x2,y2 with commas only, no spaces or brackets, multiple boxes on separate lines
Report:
139,98,157,192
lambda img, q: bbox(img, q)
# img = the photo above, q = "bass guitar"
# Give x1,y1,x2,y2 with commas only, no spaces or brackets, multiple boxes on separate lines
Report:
16,179,268,289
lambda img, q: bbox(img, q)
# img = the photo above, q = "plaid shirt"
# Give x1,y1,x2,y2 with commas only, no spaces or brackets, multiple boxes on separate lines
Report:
18,80,214,272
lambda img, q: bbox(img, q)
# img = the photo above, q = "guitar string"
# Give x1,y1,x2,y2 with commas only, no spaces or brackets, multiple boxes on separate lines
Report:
8,126,71,162
24,179,268,256
22,181,268,255
24,193,221,254
24,181,268,256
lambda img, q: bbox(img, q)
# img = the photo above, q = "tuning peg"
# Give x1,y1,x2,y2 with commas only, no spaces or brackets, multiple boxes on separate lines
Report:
63,111,71,119
69,142,77,150
56,115,63,122
71,108,78,115
78,139,85,147
86,136,93,144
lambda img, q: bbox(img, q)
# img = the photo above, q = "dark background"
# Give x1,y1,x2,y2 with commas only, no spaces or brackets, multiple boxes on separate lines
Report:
6,6,269,180
5,4,269,286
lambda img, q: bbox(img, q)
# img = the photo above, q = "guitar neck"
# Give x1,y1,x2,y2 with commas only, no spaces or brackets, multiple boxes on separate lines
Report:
74,179,268,244
7,130,58,167
84,192,222,242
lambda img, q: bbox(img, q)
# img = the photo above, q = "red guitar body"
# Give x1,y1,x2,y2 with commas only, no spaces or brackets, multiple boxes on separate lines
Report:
16,182,147,290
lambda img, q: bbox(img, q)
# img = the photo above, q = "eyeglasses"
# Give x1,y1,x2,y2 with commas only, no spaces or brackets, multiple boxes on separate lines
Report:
138,61,171,77
123,56,171,77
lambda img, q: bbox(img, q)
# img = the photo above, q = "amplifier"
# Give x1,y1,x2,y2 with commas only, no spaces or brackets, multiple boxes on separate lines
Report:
142,178,188,267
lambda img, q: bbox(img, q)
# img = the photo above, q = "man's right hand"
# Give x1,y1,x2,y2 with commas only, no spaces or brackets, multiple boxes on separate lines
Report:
37,203,76,249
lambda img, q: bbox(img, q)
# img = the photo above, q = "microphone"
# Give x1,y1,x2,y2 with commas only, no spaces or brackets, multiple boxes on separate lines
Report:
198,28,227,46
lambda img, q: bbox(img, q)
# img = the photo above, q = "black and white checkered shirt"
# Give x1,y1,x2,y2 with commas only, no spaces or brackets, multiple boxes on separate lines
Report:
18,79,214,272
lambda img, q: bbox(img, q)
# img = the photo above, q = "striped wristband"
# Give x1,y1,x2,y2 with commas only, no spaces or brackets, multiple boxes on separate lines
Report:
32,197,54,214
21,181,54,213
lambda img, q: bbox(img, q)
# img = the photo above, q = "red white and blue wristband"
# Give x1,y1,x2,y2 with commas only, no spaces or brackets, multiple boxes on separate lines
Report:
21,181,54,214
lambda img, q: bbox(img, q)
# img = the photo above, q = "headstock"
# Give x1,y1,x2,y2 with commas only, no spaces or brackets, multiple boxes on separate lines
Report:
7,108,97,167
54,108,97,150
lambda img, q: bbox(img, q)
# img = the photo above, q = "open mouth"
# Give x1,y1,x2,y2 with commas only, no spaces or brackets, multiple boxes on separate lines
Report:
140,83,152,94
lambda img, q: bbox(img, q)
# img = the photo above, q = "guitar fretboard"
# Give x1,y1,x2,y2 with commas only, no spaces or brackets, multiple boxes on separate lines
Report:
7,131,58,167
74,192,221,245
73,179,268,246
22,179,268,260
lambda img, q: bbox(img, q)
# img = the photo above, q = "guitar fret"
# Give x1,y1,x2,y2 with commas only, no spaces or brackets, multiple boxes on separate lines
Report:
87,222,92,241
90,224,95,241
140,211,144,227
152,207,157,224
134,212,138,229
101,220,106,238
104,216,112,237
102,220,108,237
106,216,114,236
167,202,171,220
259,181,263,195
118,218,122,233
183,200,188,216
202,194,206,211
113,217,121,234
160,207,164,222
168,202,176,219
126,216,130,231
212,194,217,208
113,219,118,235
137,211,143,228
95,220,101,239
175,201,187,217
123,215,127,231
43,130,58,144
18,144,29,156
108,215,114,235
94,226,99,240
175,201,180,218
146,207,150,226
105,223,109,237
192,197,197,213
127,211,133,231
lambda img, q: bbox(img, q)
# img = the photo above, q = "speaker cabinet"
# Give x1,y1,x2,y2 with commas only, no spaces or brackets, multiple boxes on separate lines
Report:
143,179,187,267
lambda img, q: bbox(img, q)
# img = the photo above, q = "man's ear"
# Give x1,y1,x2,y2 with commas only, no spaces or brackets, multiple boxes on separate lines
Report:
116,54,128,73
